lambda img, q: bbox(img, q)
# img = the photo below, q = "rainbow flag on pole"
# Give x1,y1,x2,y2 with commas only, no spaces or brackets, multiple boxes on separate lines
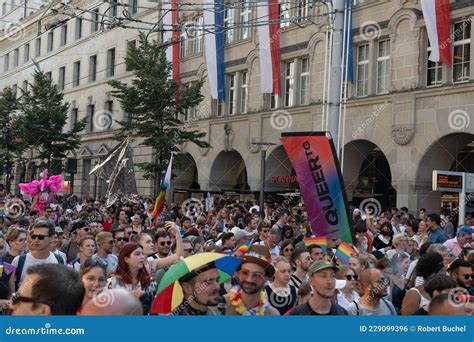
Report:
151,156,173,220
304,236,327,249
335,241,358,264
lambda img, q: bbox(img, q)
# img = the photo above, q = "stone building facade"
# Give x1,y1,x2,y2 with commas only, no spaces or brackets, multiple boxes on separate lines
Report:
0,0,473,213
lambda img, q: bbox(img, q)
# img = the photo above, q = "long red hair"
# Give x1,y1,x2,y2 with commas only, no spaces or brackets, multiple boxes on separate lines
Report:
116,242,151,289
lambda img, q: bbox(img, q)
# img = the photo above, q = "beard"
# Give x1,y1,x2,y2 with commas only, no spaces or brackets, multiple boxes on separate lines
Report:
240,281,262,295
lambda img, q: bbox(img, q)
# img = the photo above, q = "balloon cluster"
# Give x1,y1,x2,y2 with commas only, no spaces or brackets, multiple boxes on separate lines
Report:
18,169,63,212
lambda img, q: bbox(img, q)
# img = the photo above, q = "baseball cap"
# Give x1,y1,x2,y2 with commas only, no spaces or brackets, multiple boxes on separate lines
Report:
308,260,339,277
457,226,474,237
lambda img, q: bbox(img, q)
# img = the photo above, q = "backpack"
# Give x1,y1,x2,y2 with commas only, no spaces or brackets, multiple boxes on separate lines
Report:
352,299,396,316
15,253,65,291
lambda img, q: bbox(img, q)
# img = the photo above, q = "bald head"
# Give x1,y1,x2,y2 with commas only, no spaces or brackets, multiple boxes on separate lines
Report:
80,289,143,315
359,268,388,298
359,268,379,285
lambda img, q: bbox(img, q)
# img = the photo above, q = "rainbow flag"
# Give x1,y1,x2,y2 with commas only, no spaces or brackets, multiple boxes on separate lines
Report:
151,156,173,220
304,236,327,249
335,241,358,264
231,241,251,256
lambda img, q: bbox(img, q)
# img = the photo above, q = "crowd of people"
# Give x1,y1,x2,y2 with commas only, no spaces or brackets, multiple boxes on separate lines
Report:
0,194,473,316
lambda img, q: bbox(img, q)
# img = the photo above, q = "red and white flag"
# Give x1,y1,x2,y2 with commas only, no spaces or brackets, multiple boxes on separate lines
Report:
257,0,281,94
163,0,180,82
421,0,452,67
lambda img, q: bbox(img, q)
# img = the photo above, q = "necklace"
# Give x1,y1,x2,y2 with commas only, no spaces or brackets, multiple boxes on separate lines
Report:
229,286,269,316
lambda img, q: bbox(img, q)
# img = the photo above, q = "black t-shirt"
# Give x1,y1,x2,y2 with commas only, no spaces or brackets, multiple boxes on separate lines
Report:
1,253,15,265
265,285,297,315
290,302,348,316
0,258,10,300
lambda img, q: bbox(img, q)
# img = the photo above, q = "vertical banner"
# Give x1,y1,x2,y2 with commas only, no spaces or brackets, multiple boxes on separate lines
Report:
280,132,352,244
257,0,281,94
163,0,180,83
204,0,225,100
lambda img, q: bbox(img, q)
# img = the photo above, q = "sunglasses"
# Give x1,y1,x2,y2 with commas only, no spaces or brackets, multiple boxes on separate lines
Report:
377,277,389,285
345,274,359,281
160,241,172,246
83,228,91,232
30,234,48,240
84,258,108,268
183,248,195,254
130,231,138,235
462,274,474,280
239,269,265,282
115,237,128,242
262,229,269,233
10,292,44,305
284,248,294,253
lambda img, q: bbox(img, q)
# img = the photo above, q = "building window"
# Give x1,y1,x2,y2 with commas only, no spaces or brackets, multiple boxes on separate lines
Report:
376,39,390,94
22,80,28,92
126,40,136,71
87,104,95,132
239,0,252,40
213,100,224,117
300,57,310,104
427,42,443,87
75,18,82,40
224,6,234,44
104,100,113,129
356,44,369,97
110,0,118,17
240,71,248,113
284,60,295,107
453,20,471,83
35,38,41,57
3,54,9,72
47,31,54,52
91,9,100,33
12,84,17,97
2,3,6,15
73,61,80,87
190,15,203,55
279,0,290,28
24,43,29,63
89,55,97,82
13,48,19,67
60,24,67,46
270,93,279,109
180,28,188,58
45,71,52,80
70,108,78,131
58,66,65,90
227,73,237,115
129,0,137,15
183,84,197,121
106,48,115,77
297,0,312,21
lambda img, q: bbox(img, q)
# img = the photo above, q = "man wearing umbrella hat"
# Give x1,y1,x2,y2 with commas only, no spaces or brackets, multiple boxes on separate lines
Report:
172,262,222,315
225,245,279,315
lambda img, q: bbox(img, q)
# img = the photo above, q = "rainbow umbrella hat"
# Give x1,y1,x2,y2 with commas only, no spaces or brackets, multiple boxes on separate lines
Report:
150,253,241,314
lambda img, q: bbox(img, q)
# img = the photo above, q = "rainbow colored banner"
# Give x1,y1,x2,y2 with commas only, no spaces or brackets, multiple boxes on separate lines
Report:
151,156,173,220
281,132,352,244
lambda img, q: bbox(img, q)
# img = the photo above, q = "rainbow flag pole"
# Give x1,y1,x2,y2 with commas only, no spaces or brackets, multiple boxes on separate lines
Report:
151,155,173,220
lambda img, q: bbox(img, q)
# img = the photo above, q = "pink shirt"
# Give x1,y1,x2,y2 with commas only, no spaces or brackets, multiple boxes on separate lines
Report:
443,238,469,257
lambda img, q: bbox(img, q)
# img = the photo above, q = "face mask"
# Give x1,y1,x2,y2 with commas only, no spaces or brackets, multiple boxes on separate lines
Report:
361,243,368,252
381,230,390,236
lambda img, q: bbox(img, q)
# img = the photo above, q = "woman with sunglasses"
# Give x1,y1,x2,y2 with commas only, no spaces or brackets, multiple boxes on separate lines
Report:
79,258,107,311
336,265,360,309
108,242,155,314
69,236,96,272
280,239,295,260
293,222,312,245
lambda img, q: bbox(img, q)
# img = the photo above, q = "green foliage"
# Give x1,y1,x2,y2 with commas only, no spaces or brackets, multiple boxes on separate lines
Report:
17,65,86,170
108,33,210,180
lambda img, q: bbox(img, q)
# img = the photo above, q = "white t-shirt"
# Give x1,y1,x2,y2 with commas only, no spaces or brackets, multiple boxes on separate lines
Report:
11,252,62,283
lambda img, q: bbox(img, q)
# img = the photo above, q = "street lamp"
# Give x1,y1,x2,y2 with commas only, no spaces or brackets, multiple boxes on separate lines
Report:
251,142,276,213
